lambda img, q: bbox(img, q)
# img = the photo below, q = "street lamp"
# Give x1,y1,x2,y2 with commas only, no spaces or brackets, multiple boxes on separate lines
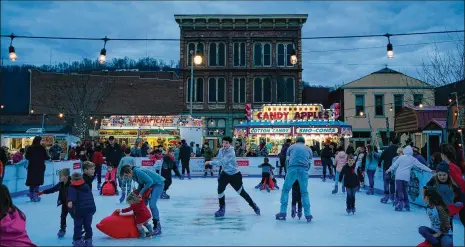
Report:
290,49,297,65
189,49,203,116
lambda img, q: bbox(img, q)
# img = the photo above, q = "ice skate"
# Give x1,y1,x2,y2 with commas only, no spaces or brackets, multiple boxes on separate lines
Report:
274,183,280,190
146,224,154,237
57,229,66,238
83,239,93,247
395,202,404,211
332,185,338,194
322,178,326,182
119,191,126,203
346,208,351,214
210,172,214,177
160,192,170,199
305,215,313,222
215,207,225,217
342,186,346,193
366,188,374,195
297,208,302,219
115,190,119,196
389,194,395,203
380,194,389,204
275,212,286,220
255,183,262,189
351,207,356,214
203,173,207,178
187,174,191,180
138,228,147,239
72,240,84,247
265,184,270,192
253,204,260,215
404,205,410,211
153,222,162,236
291,205,297,218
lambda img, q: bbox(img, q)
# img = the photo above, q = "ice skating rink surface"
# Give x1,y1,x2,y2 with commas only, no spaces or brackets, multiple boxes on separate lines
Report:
16,177,465,246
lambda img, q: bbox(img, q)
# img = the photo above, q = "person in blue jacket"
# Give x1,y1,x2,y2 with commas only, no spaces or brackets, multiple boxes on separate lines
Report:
121,165,165,236
67,172,96,247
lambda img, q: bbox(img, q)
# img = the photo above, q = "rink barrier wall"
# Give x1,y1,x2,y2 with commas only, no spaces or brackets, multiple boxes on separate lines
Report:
4,157,434,208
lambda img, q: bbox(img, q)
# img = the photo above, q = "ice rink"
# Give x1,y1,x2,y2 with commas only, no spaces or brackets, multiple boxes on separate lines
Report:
15,177,465,246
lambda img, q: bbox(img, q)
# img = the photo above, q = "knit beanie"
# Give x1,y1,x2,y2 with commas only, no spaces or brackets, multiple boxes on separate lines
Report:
296,136,305,143
71,172,83,182
436,161,450,174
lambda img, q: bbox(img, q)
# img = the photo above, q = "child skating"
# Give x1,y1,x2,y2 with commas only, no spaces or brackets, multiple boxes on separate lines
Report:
38,168,71,238
100,165,118,196
338,155,359,214
116,191,154,238
160,149,183,199
291,181,302,219
256,157,275,192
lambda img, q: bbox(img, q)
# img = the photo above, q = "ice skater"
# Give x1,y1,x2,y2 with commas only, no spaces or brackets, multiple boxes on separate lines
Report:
205,136,260,217
100,165,118,195
203,142,214,178
363,144,379,195
378,138,399,204
116,191,154,238
118,148,135,203
255,157,275,192
275,136,313,222
121,165,165,235
82,161,96,190
338,155,358,214
37,168,71,238
386,146,432,211
291,181,302,219
160,149,183,199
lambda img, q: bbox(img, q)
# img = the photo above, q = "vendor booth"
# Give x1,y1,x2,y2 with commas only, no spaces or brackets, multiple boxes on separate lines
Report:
394,106,447,162
234,103,352,155
99,115,204,150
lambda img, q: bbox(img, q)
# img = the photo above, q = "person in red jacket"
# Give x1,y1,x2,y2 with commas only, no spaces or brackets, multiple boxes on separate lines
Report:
440,143,465,225
93,145,105,190
117,191,153,238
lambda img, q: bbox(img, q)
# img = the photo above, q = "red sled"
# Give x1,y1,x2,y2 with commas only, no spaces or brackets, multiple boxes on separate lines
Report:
417,240,454,247
96,210,140,239
261,178,275,190
101,182,116,196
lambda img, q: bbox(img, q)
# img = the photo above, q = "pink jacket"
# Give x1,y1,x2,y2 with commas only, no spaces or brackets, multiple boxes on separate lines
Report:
12,152,23,163
105,168,117,182
0,209,36,247
334,151,348,172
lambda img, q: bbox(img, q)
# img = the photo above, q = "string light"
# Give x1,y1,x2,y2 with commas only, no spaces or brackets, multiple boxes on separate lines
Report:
385,34,393,59
8,34,17,62
0,105,4,109
30,109,34,114
98,36,109,65
58,113,64,118
89,116,93,120
390,104,393,112
419,104,424,108
359,111,364,116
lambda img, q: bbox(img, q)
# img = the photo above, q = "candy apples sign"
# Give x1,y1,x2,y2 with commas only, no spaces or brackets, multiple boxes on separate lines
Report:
253,104,337,121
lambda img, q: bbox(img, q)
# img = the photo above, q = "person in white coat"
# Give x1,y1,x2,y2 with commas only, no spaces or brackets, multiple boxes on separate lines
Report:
386,146,432,211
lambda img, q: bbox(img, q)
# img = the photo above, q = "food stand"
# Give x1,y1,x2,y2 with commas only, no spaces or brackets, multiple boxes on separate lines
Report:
99,115,204,150
234,103,352,155
1,130,80,155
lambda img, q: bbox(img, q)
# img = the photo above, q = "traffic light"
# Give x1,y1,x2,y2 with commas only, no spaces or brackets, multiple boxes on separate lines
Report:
245,104,251,120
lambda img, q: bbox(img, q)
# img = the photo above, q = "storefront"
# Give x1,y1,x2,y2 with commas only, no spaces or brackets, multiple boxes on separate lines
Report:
99,115,204,150
234,103,352,156
1,131,80,156
395,106,448,161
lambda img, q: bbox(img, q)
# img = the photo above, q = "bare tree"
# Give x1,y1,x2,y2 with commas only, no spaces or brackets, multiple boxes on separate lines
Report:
41,73,115,138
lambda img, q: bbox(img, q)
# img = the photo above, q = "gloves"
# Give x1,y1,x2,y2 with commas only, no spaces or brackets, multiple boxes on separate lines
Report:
38,191,44,196
455,202,463,207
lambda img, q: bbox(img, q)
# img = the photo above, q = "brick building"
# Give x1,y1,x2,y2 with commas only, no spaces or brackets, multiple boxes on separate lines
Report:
175,14,308,143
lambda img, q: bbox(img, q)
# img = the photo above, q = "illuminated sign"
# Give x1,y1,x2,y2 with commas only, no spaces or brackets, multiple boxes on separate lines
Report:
249,128,292,134
101,115,204,129
295,127,339,134
253,104,336,121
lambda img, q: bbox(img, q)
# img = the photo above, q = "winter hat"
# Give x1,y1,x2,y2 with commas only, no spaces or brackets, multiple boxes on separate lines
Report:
436,161,450,174
296,136,305,143
71,172,83,182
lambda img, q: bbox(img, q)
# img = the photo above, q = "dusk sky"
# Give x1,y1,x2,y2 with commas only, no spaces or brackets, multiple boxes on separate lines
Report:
1,1,464,87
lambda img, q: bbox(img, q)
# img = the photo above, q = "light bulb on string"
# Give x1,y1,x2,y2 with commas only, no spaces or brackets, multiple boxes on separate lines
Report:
30,109,34,114
385,34,394,59
9,34,17,62
98,36,109,65
390,104,393,112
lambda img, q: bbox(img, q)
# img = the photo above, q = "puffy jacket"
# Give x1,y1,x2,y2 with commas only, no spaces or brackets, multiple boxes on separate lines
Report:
387,146,432,182
426,177,465,205
105,168,117,182
203,147,214,161
68,180,96,217
449,162,465,194
41,177,71,207
364,152,380,171
0,209,36,247
121,197,151,224
211,146,240,175
132,167,165,196
334,151,347,172
258,163,275,174
378,145,399,171
92,151,105,167
338,164,359,188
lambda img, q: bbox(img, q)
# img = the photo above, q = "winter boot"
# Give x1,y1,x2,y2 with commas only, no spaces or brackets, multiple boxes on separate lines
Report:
187,174,191,180
332,185,338,194
97,183,102,190
305,215,313,222
265,184,270,193
389,193,395,203
346,208,351,214
255,183,262,189
274,183,280,190
215,207,225,217
291,205,297,218
57,229,66,238
275,212,286,220
253,204,260,215
380,194,389,204
119,191,126,204
352,207,356,214
203,173,207,178
297,207,302,219
72,240,84,247
160,192,170,199
322,177,326,182
83,239,93,247
395,201,404,211
367,187,374,195
153,222,162,236
146,224,154,237
404,204,411,211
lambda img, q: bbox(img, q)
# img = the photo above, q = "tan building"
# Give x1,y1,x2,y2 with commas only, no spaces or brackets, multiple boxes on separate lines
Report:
340,67,435,148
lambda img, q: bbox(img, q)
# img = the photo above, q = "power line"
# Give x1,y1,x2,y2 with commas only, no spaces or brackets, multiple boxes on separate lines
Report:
2,30,463,42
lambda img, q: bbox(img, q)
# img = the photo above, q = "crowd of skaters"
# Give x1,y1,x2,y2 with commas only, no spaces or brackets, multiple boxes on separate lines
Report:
1,134,465,247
